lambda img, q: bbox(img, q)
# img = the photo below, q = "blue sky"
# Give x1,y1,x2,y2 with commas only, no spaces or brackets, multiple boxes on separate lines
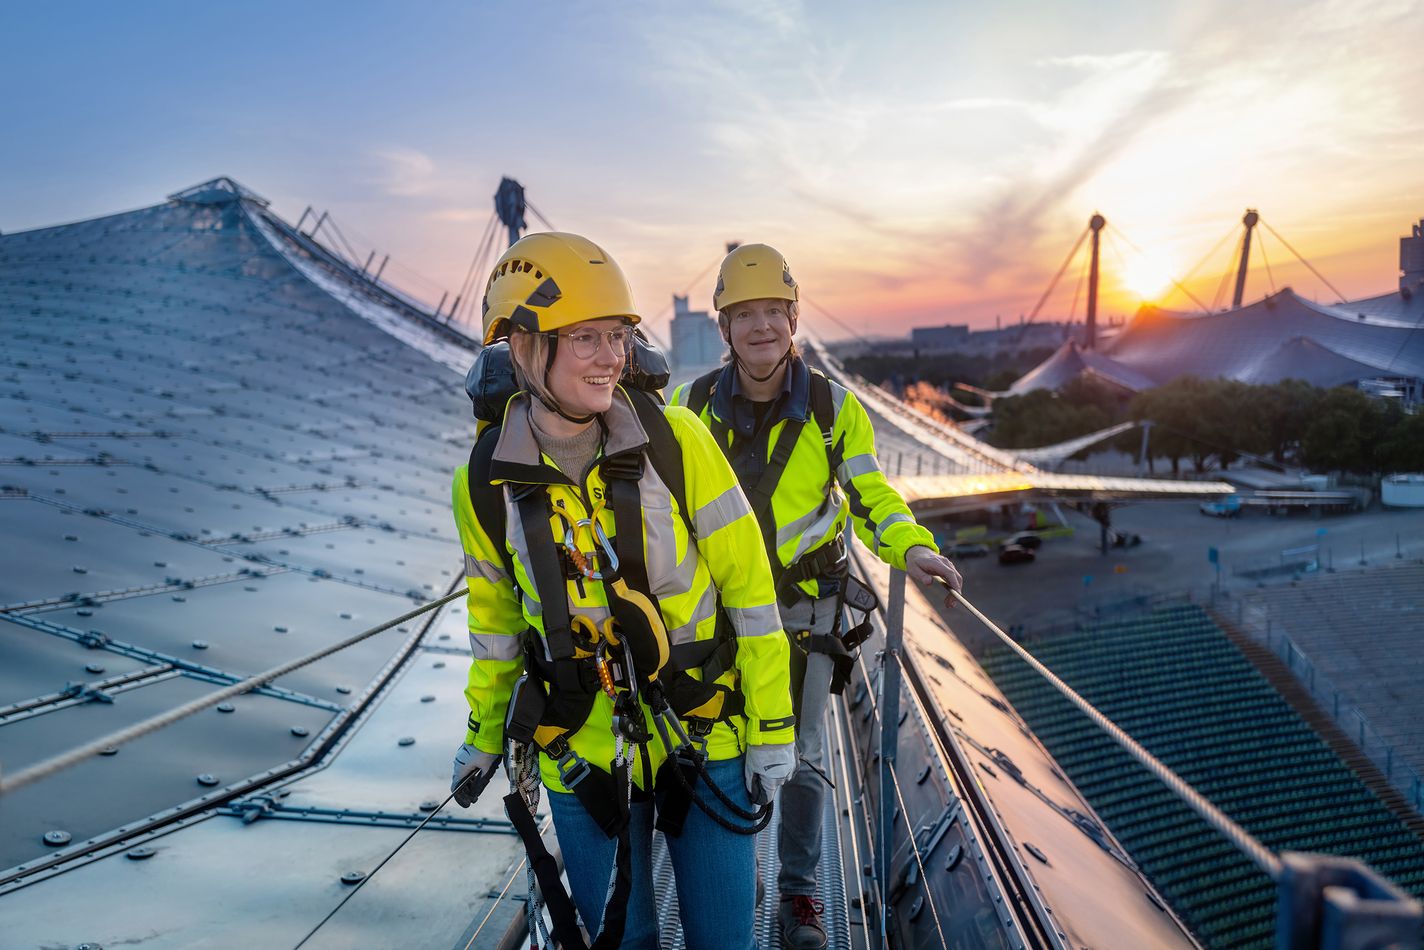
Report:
4,1,1422,337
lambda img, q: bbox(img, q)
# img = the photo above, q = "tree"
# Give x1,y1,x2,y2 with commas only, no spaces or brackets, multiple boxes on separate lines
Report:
1256,379,1320,463
1378,411,1424,472
985,390,1112,450
1300,388,1387,473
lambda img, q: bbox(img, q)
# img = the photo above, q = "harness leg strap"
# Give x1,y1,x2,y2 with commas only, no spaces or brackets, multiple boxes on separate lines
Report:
504,791,588,949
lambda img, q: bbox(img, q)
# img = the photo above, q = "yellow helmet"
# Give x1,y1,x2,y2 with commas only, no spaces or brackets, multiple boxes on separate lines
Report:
712,243,798,312
481,232,640,344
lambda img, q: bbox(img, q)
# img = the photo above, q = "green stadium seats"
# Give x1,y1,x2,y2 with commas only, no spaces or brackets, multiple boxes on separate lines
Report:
982,603,1424,949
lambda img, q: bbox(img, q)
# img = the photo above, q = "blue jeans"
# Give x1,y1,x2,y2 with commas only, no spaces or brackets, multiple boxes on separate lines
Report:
547,755,759,950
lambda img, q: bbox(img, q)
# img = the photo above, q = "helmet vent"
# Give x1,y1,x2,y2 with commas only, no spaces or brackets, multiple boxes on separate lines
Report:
525,277,562,307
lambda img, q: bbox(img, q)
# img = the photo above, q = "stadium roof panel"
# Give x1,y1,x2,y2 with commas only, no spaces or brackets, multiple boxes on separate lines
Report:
167,176,270,207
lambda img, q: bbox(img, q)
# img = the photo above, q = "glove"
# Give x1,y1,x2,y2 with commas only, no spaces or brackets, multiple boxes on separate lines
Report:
744,742,797,805
450,743,501,808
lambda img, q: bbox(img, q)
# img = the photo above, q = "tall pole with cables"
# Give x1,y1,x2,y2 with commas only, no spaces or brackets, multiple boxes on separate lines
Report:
1086,213,1106,350
495,177,528,249
1233,209,1260,309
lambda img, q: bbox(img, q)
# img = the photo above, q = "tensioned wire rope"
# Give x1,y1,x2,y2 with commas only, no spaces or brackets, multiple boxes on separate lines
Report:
452,211,501,325
942,584,1284,879
0,545,1291,925
845,614,951,947
1106,224,1212,313
0,588,468,796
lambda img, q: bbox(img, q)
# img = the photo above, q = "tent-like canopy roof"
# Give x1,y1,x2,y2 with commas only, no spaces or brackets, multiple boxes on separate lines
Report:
1012,287,1424,395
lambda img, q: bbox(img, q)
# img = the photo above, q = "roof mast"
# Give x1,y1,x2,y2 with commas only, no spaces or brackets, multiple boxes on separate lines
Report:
1233,209,1260,309
1086,212,1105,350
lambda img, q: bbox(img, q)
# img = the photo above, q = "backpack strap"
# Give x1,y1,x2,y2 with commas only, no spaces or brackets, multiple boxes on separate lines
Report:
686,369,718,417
466,424,516,583
686,368,730,447
625,389,690,533
809,369,839,470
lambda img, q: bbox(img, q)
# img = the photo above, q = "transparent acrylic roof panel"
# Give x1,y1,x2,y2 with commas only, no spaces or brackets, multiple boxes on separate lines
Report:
0,187,476,897
0,675,336,870
224,526,459,597
3,463,320,539
39,573,426,699
0,498,252,605
0,617,153,707
1109,292,1424,383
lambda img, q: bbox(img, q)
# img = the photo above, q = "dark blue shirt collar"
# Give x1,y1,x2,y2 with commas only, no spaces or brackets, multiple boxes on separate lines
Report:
711,354,809,437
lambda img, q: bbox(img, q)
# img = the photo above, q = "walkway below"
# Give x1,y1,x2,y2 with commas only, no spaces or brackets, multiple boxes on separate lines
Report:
649,742,857,947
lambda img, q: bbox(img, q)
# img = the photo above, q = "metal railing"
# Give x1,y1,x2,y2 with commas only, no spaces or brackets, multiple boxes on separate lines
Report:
1232,600,1424,813
875,568,1424,949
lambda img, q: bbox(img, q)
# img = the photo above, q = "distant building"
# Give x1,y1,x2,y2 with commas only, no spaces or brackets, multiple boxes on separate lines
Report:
1401,219,1424,292
959,321,1073,354
669,294,724,375
910,323,970,350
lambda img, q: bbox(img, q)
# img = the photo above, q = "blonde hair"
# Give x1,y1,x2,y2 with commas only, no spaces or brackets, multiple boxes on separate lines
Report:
507,329,558,408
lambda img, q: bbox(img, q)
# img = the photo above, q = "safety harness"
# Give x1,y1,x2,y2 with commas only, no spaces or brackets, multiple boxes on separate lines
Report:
686,364,879,694
465,343,774,946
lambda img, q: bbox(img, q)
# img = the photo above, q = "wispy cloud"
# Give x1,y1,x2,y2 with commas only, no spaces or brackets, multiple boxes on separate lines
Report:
630,0,1424,327
369,147,439,198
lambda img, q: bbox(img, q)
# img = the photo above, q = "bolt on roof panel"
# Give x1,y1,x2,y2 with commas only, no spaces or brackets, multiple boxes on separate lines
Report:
37,573,425,699
0,675,337,871
0,498,253,605
0,617,154,708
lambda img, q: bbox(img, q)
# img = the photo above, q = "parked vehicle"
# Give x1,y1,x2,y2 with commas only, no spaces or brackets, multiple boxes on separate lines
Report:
1199,495,1242,518
998,544,1036,565
945,542,991,559
1002,531,1043,550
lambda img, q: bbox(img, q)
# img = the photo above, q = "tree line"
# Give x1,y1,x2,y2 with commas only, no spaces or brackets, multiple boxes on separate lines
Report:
983,377,1424,476
843,347,1054,393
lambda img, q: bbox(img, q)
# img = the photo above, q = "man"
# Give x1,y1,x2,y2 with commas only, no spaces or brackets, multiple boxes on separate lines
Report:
671,244,963,949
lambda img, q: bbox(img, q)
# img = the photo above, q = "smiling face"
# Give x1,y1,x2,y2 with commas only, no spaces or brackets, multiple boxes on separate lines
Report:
723,297,795,377
543,317,629,418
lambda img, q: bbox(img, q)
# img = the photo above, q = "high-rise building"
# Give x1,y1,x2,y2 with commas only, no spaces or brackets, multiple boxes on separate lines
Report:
669,293,724,376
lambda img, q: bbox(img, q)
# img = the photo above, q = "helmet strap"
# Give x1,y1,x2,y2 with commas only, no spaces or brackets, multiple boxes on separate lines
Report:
729,339,793,384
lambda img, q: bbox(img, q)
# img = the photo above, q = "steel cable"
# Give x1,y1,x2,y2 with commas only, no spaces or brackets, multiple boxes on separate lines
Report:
292,788,462,949
1259,218,1348,304
1019,224,1090,335
851,639,950,947
945,587,1284,879
0,588,468,796
1110,224,1213,313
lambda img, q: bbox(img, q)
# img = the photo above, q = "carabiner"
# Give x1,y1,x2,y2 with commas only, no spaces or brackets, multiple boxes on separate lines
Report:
594,641,618,699
590,520,619,575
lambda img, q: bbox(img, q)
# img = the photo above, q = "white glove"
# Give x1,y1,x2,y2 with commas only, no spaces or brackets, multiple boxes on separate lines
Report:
745,743,797,805
450,743,501,808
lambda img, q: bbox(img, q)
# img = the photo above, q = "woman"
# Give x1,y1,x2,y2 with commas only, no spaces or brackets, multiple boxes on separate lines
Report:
449,232,796,949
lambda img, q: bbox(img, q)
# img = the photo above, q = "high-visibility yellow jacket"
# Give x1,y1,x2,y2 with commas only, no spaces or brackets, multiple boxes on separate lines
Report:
670,359,936,599
453,389,793,792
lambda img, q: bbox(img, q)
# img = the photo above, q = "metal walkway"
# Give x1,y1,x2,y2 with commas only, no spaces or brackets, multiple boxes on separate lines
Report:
649,753,856,948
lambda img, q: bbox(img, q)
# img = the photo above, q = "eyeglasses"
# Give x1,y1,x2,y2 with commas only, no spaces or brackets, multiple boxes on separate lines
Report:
554,326,634,359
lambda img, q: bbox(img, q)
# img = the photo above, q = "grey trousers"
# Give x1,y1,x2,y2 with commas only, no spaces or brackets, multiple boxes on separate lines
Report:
777,595,840,896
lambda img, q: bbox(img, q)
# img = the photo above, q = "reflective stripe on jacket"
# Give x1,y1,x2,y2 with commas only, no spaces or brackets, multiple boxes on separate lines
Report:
453,388,793,792
670,360,936,598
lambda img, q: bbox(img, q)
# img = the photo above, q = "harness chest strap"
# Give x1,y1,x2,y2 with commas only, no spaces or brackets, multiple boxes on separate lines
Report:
687,367,841,588
467,391,740,696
